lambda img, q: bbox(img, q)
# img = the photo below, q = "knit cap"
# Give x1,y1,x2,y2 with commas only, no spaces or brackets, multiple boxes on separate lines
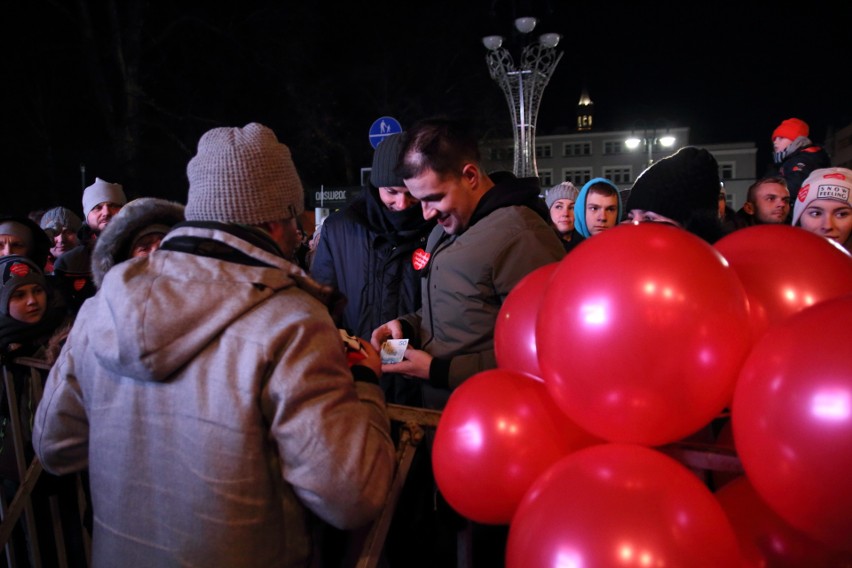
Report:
39,206,82,238
1,255,46,317
370,132,405,188
0,221,34,251
627,146,720,227
82,178,127,220
792,167,852,226
185,122,305,224
772,118,809,142
546,181,579,209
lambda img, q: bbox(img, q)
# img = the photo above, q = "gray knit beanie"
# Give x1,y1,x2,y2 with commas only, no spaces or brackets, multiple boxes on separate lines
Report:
40,206,82,237
546,182,579,209
371,132,405,188
82,178,127,220
185,122,305,224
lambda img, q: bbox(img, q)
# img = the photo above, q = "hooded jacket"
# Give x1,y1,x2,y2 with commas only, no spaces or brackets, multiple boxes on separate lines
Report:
33,222,396,568
310,186,434,339
91,197,185,288
398,172,565,409
773,135,831,195
573,177,623,238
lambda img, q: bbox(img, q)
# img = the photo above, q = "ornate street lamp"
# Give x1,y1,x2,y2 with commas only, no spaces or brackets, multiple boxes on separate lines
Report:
483,17,562,178
625,120,677,166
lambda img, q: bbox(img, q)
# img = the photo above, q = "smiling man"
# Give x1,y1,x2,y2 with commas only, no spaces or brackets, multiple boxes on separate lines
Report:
370,117,565,409
369,116,565,568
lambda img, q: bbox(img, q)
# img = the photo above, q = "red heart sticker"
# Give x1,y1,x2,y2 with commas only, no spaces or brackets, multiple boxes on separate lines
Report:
411,248,430,270
10,263,31,277
73,278,87,291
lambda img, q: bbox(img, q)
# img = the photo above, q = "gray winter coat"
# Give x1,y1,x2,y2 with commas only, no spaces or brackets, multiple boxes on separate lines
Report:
33,223,396,568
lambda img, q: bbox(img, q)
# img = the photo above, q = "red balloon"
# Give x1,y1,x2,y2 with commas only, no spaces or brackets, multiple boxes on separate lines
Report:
714,225,852,339
717,476,852,567
507,444,742,568
733,294,852,551
537,223,753,445
432,369,599,524
495,262,559,377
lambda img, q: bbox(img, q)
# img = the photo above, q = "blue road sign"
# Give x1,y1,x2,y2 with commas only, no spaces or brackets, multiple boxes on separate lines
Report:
369,116,402,149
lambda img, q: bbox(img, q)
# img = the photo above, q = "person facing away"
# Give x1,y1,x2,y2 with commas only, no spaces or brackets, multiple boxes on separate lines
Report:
369,117,566,411
731,176,791,229
310,131,436,406
91,196,186,289
39,206,83,273
771,117,831,196
53,177,127,312
573,177,623,238
792,167,852,254
545,181,585,252
33,122,396,568
624,146,724,244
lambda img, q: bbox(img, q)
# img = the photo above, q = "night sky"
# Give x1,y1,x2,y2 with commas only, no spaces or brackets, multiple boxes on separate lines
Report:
4,0,848,217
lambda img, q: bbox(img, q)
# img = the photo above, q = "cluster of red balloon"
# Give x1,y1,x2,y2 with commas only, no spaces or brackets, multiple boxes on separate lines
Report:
432,223,852,566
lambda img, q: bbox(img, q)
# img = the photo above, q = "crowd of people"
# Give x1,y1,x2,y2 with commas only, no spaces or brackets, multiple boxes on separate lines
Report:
0,114,849,567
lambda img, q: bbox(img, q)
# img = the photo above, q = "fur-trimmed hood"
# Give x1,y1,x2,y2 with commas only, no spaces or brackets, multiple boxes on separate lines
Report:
92,197,185,288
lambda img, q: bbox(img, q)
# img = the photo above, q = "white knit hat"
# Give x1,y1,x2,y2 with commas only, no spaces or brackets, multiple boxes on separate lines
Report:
82,178,127,220
185,122,305,224
792,167,852,226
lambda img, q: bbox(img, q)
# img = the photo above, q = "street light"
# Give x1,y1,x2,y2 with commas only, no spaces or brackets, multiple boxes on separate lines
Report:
625,121,677,166
483,16,563,179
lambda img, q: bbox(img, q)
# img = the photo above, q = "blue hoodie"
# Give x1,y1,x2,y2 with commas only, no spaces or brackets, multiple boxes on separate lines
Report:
573,177,623,238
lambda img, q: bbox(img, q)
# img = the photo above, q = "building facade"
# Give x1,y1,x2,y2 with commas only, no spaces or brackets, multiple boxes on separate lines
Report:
480,127,758,211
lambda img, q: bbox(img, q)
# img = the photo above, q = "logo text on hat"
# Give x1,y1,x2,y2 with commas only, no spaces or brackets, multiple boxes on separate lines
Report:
816,184,850,202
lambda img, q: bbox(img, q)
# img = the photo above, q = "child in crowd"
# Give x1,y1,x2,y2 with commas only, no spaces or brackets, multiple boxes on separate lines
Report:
792,167,852,254
0,255,67,360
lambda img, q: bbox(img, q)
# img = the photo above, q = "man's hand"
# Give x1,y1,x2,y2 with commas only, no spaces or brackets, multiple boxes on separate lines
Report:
381,347,432,379
370,319,404,351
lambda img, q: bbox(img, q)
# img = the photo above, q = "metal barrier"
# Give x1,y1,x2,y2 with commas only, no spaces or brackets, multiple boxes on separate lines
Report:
1,356,91,568
0,358,741,568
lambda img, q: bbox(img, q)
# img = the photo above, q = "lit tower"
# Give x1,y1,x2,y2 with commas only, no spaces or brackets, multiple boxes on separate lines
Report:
482,16,562,178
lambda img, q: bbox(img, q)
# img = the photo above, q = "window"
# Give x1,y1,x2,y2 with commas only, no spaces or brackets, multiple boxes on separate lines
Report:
718,162,735,180
603,166,632,185
538,169,553,187
604,140,625,155
535,144,553,159
563,141,592,157
563,168,592,186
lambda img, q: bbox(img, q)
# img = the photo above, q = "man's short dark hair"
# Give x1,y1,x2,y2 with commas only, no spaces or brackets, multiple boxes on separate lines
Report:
396,117,481,181
746,176,788,203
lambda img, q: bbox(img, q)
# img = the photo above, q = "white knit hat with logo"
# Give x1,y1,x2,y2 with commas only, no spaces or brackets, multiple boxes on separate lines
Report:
185,122,305,224
792,167,852,226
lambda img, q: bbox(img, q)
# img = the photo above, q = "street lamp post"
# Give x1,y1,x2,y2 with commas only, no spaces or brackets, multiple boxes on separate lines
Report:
483,17,562,179
625,121,676,167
